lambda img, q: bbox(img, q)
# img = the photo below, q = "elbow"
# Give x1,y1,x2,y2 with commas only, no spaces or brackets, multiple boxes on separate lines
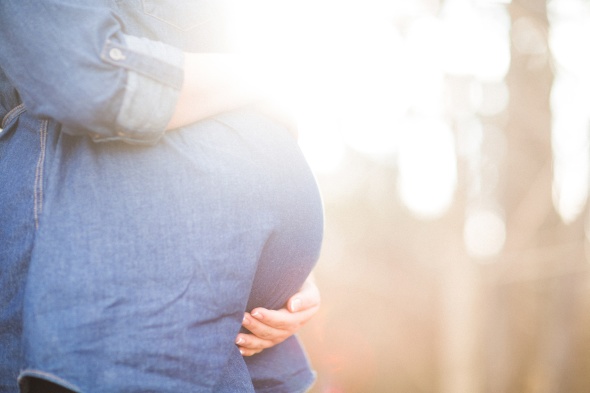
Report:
24,76,124,138
21,64,176,145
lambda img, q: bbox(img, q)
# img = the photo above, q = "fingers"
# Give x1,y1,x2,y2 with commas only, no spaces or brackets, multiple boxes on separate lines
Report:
237,345,262,357
235,274,321,356
243,311,292,339
253,101,299,140
236,312,290,357
235,332,269,357
248,306,318,331
236,306,320,356
287,278,321,313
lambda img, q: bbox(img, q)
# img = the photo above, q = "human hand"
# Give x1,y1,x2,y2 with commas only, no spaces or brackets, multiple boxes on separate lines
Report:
235,277,320,356
253,100,299,140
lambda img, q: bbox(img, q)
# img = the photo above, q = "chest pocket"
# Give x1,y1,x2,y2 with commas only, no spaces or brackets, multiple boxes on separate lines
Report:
141,0,215,31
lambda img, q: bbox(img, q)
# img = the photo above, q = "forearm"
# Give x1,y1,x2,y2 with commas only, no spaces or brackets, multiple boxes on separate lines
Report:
166,53,265,130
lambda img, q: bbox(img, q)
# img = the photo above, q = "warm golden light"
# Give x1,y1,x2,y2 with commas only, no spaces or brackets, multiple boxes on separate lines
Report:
397,118,457,219
549,1,590,223
224,1,590,392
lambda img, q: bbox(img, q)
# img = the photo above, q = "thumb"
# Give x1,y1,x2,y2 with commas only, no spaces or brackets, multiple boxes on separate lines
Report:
287,281,320,313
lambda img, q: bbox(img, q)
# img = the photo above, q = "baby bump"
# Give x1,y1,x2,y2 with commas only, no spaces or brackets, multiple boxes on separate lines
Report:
22,108,323,391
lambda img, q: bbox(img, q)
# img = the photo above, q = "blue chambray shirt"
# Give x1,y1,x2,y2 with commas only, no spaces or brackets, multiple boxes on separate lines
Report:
0,2,318,393
0,0,230,145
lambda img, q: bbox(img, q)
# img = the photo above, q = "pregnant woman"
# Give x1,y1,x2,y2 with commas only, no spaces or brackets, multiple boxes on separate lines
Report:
0,2,323,392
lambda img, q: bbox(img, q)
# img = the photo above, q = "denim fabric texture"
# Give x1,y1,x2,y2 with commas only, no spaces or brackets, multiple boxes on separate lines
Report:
0,1,323,392
0,1,186,145
1,108,323,393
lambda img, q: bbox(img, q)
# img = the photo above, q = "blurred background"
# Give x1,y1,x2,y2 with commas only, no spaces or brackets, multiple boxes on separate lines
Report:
234,0,590,391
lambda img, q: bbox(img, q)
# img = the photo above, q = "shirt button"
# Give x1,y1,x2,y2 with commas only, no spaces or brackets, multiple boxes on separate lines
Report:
109,48,126,61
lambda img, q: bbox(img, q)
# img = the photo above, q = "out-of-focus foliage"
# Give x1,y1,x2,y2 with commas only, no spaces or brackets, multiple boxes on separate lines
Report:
285,0,590,392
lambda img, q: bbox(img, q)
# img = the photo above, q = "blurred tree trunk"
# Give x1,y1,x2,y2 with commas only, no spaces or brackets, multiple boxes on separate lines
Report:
489,0,553,391
483,1,585,392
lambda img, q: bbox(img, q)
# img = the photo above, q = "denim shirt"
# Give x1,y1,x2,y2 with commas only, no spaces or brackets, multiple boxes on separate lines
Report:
0,0,230,145
0,3,320,393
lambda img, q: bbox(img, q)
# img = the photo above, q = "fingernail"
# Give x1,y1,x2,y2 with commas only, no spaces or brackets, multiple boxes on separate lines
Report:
290,298,301,312
239,349,244,355
252,311,263,319
242,316,250,326
236,337,244,345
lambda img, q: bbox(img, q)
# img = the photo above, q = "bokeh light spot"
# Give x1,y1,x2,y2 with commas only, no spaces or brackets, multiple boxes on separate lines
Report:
397,118,457,219
463,209,506,259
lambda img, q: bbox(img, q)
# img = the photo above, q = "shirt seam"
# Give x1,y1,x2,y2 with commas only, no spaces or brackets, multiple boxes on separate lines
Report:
34,120,48,230
1,103,26,129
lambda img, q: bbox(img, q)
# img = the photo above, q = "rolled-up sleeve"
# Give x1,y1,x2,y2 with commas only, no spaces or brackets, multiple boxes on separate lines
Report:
0,1,184,145
95,35,184,144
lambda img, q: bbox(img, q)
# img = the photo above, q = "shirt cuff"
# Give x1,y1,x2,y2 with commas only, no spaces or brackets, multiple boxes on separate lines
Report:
94,34,184,144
